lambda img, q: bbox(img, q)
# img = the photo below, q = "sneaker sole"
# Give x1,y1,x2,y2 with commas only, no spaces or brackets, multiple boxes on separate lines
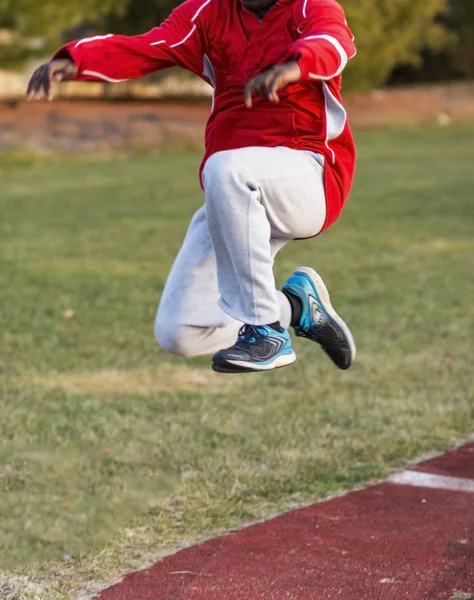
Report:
290,266,356,368
212,351,296,374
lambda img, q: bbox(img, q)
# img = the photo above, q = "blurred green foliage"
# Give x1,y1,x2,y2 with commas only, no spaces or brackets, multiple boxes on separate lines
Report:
451,0,474,78
342,0,448,89
0,0,472,89
0,0,127,36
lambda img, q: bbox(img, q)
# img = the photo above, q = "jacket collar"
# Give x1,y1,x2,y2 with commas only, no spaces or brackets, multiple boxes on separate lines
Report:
239,0,294,10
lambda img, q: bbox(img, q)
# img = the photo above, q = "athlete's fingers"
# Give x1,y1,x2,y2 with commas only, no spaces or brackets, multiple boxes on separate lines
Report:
26,67,43,100
244,77,265,107
267,74,281,103
47,68,65,100
251,74,272,101
26,61,76,101
269,85,279,103
244,79,255,108
40,65,52,100
253,79,267,99
32,73,45,100
263,77,276,101
26,77,34,100
43,67,52,101
245,68,286,106
261,70,285,102
27,65,50,100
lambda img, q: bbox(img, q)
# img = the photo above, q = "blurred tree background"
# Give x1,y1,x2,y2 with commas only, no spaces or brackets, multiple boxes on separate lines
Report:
0,0,473,89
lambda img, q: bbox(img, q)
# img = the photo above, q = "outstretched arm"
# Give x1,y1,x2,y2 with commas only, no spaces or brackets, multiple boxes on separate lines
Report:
27,0,212,100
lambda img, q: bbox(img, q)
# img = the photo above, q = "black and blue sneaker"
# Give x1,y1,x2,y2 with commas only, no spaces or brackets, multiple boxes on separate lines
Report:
282,266,356,370
212,324,296,373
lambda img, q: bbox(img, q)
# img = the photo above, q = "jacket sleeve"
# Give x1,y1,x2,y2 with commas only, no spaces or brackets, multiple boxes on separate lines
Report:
53,0,212,82
288,0,356,81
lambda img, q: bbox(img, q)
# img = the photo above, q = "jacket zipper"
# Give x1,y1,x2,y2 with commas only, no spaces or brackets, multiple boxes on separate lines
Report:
242,5,269,24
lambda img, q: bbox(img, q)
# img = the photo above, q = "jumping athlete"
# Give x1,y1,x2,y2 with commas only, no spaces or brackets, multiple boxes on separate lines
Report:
27,0,357,374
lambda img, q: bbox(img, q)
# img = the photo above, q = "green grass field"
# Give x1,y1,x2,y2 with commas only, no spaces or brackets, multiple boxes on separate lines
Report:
1,128,473,596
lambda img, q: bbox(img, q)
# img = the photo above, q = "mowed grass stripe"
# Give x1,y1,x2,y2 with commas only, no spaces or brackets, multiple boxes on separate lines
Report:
0,128,473,596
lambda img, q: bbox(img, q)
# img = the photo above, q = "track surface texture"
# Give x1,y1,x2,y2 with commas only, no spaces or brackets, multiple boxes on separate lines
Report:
97,443,474,600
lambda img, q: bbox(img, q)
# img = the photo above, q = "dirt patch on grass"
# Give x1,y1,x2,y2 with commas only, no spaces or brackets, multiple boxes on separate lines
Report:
0,100,209,154
2,83,474,154
16,365,234,396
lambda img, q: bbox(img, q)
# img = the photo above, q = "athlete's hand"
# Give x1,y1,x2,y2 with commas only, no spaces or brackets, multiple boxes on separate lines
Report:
26,59,78,101
244,60,301,108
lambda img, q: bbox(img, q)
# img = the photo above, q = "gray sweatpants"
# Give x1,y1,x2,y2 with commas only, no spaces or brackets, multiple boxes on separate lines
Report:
155,146,327,357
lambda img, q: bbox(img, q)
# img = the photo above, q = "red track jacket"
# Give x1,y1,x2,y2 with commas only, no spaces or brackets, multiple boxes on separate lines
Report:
55,0,356,232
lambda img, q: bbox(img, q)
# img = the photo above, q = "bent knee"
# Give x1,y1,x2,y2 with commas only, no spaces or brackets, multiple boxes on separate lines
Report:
155,324,194,358
203,150,235,182
155,322,204,358
203,150,250,195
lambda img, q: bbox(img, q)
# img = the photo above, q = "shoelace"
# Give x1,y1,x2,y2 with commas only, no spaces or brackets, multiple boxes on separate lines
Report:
236,325,268,348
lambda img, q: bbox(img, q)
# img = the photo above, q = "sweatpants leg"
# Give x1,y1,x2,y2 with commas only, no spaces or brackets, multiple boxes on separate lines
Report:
155,146,327,357
203,146,327,325
155,205,290,357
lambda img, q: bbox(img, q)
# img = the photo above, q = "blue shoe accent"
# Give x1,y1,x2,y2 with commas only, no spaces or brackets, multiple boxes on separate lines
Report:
282,266,356,370
212,324,296,373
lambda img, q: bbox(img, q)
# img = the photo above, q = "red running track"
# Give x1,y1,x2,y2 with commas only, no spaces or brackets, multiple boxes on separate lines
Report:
97,443,474,600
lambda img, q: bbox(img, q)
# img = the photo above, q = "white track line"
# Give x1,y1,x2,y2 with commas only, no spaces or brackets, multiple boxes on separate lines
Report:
388,470,474,494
